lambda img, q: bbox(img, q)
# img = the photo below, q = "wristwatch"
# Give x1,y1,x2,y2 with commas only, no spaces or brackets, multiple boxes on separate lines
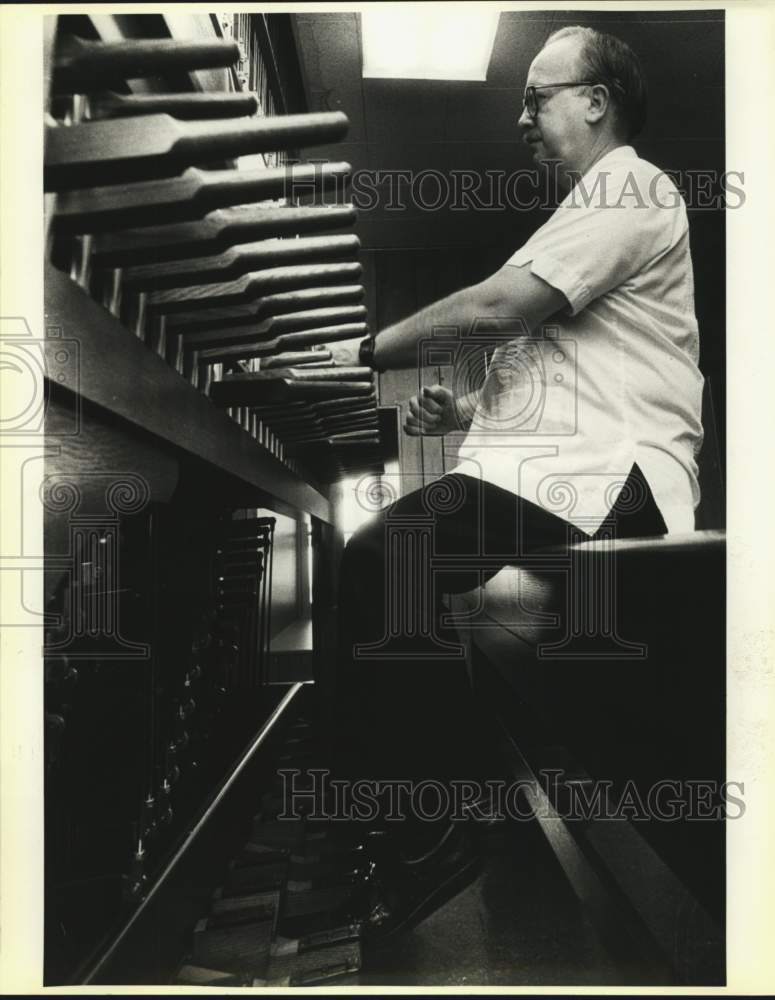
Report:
358,334,384,373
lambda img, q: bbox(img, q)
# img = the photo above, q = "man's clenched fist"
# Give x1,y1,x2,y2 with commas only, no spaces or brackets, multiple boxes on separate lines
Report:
404,384,459,436
325,336,365,368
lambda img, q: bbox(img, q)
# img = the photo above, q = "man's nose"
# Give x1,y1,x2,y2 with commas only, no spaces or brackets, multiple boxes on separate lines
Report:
517,104,533,129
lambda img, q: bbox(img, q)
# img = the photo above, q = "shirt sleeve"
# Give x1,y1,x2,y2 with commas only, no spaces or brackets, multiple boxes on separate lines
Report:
506,167,687,316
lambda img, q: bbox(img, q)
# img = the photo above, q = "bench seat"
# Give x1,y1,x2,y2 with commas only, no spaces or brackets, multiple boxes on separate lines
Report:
448,529,726,984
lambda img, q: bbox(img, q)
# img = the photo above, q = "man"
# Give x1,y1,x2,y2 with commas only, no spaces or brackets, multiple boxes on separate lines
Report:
331,26,704,936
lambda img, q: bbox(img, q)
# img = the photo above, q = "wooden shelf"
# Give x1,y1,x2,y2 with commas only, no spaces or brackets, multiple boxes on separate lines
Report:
44,264,333,523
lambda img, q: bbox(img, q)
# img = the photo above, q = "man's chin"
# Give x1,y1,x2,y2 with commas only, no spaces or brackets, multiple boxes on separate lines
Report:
535,151,563,176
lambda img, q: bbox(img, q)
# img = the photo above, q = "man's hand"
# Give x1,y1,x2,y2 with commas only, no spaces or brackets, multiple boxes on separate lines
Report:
325,336,364,368
404,385,459,436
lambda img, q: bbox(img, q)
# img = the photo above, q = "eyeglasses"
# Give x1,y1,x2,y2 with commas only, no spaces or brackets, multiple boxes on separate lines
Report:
522,81,596,120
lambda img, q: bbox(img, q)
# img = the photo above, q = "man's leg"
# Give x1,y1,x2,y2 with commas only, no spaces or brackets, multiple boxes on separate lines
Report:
334,472,573,793
330,467,667,934
334,464,668,791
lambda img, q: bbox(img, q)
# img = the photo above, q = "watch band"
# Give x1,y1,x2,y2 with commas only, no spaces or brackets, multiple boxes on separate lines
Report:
358,334,384,373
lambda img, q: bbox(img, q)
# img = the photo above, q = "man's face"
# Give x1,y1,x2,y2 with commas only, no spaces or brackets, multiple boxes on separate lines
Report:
519,37,589,168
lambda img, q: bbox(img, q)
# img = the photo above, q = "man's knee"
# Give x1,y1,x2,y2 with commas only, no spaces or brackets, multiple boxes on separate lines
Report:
345,513,386,562
341,480,444,590
340,515,389,601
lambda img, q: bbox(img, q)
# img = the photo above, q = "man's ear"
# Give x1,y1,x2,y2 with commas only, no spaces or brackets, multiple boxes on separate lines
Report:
585,83,610,125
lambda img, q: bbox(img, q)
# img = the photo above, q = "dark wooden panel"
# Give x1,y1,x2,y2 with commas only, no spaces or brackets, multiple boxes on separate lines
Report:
44,264,333,523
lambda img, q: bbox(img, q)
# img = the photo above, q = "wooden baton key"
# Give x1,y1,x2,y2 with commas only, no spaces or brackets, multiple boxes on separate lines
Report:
221,366,373,383
268,408,378,430
92,205,358,268
45,112,349,189
278,416,379,439
181,307,368,349
53,161,351,234
252,408,378,431
121,235,360,291
286,429,381,446
258,351,333,370
53,36,241,93
191,322,369,362
152,265,363,315
89,91,260,121
212,368,373,409
249,394,378,419
209,377,374,406
286,431,381,450
165,285,365,331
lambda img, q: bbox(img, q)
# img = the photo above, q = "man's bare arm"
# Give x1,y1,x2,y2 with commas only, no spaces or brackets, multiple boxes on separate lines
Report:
374,262,568,371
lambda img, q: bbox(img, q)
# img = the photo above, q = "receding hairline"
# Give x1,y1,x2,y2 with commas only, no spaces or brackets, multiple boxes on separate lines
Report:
534,26,644,140
528,33,586,83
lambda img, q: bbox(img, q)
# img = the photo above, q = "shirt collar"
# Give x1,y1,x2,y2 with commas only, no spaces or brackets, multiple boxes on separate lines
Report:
599,143,636,162
584,143,636,175
562,144,637,205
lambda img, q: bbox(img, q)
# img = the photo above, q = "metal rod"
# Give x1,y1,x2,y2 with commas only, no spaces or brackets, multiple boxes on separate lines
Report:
80,681,304,984
255,14,287,116
265,520,275,683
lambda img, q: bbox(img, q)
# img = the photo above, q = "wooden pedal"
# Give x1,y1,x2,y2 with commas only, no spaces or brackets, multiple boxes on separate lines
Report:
225,839,286,876
263,964,360,987
223,864,287,896
175,963,252,987
281,884,365,920
268,938,361,985
290,840,369,866
273,922,362,955
210,888,280,925
250,817,306,848
191,917,273,975
286,857,367,885
233,843,289,869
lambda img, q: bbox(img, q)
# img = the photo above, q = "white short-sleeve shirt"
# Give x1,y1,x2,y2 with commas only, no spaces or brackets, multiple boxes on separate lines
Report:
451,145,704,535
